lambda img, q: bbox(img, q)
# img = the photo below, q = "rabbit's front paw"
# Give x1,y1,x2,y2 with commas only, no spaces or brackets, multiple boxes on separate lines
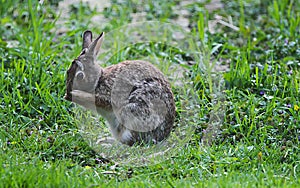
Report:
71,90,96,110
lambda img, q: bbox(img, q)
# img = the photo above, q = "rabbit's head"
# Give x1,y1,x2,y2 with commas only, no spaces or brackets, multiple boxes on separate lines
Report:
65,31,104,101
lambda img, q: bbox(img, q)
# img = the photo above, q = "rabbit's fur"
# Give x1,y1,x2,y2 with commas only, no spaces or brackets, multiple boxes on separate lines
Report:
64,31,176,146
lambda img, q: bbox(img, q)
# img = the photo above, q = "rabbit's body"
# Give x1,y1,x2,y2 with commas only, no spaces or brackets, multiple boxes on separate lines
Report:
65,31,175,146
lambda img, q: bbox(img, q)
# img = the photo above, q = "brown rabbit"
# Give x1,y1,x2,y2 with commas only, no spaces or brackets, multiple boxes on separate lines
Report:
64,30,176,146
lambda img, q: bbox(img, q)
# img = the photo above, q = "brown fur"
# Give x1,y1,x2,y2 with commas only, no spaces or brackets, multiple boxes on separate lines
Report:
64,31,176,146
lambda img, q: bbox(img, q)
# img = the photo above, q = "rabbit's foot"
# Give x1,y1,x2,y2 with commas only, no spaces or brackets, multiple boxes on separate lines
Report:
96,137,116,144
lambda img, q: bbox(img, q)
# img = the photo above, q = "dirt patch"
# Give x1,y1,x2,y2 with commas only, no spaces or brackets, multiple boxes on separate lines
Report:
56,0,230,73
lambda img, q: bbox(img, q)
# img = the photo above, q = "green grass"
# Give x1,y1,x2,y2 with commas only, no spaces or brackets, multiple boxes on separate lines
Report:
0,0,299,187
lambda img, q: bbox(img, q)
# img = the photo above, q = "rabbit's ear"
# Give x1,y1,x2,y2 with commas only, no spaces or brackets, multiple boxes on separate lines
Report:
82,30,93,49
87,32,104,58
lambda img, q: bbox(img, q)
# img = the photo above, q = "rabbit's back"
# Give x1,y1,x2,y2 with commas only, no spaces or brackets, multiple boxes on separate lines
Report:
97,60,176,145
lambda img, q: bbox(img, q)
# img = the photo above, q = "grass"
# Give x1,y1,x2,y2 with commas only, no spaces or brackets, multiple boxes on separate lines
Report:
0,0,299,187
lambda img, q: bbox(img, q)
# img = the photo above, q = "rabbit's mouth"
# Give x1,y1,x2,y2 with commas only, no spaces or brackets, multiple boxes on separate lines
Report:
64,93,72,101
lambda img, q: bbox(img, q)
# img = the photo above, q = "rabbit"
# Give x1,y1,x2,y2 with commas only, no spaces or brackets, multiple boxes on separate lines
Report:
64,30,176,146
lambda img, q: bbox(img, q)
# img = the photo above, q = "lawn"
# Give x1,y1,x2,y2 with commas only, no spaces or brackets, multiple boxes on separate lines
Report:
0,0,299,187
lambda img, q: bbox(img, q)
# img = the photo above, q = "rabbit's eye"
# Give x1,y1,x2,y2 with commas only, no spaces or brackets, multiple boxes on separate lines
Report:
76,71,85,81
